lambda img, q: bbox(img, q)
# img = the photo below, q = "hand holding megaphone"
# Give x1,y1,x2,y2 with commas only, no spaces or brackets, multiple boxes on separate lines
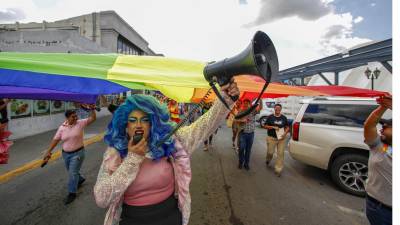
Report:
220,78,240,101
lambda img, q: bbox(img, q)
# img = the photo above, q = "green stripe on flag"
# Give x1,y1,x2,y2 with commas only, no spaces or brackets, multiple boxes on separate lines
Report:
0,52,118,79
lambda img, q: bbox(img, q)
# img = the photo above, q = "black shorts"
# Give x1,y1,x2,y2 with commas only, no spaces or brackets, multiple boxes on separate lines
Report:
120,195,182,225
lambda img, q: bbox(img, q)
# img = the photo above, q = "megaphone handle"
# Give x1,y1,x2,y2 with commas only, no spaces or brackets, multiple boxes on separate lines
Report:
210,83,231,109
156,87,215,148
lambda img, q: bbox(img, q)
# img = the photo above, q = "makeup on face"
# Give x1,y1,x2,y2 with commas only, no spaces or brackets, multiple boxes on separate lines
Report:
128,116,150,125
127,110,151,144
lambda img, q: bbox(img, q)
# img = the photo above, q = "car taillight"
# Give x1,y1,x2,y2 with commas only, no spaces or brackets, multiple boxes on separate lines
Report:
292,122,300,141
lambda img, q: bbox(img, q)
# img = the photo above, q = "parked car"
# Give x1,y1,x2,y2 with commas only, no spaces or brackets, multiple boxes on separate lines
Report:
255,99,276,127
289,97,382,196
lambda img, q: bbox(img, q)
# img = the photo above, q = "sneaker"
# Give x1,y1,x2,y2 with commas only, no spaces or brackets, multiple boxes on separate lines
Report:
275,170,281,177
78,178,86,188
64,193,77,205
266,160,270,166
244,165,250,171
203,146,208,151
238,163,243,169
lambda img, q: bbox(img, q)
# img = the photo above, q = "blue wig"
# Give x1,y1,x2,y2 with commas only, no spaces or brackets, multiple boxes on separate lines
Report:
104,94,176,160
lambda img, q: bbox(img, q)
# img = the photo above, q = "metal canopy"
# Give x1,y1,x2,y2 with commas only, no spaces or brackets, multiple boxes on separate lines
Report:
278,39,392,84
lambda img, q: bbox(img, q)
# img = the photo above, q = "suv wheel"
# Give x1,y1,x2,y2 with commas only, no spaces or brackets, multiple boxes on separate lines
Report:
330,154,368,196
259,116,268,127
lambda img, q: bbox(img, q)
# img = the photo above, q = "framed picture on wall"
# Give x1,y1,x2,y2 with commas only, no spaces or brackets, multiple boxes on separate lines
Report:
33,100,50,116
10,99,32,119
66,102,77,110
50,100,65,114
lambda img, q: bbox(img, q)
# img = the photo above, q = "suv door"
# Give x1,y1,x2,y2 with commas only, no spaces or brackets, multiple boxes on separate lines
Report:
290,102,377,196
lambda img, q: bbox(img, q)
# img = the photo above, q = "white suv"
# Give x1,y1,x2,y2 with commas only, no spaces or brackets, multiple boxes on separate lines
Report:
289,97,382,196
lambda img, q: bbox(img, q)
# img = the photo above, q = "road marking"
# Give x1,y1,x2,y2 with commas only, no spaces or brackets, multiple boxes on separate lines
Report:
337,205,365,218
0,132,104,184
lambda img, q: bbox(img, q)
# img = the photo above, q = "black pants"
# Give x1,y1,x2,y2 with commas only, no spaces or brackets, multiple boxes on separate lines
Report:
120,195,182,225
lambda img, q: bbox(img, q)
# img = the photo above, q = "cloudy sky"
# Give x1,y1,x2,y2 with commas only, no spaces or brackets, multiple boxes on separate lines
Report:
0,0,392,69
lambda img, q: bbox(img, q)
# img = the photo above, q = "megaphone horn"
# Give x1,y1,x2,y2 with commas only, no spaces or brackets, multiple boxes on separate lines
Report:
203,31,279,113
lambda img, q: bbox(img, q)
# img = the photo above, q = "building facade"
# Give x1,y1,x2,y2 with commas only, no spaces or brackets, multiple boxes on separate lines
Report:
0,11,157,139
0,10,155,55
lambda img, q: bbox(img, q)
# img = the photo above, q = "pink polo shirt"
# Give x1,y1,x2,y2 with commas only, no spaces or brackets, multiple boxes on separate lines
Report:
53,119,89,152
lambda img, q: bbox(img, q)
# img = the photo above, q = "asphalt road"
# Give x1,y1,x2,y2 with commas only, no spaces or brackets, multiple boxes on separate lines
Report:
0,126,369,225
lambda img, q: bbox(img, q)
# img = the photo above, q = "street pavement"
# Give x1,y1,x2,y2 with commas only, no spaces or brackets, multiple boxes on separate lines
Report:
0,118,369,225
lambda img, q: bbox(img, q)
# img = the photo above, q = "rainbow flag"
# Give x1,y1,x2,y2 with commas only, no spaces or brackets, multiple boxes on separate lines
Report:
0,52,386,103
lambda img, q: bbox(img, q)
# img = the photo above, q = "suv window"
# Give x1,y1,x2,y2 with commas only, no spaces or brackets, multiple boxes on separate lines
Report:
301,104,376,127
264,102,275,108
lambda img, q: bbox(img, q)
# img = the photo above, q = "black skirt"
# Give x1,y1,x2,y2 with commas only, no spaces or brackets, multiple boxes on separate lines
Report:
120,195,182,225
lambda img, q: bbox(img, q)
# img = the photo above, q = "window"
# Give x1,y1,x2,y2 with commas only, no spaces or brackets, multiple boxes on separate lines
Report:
117,39,123,53
265,102,276,108
301,104,376,128
117,35,144,55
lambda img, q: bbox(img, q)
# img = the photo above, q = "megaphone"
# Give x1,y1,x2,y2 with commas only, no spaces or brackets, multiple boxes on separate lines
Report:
156,31,279,148
203,30,279,118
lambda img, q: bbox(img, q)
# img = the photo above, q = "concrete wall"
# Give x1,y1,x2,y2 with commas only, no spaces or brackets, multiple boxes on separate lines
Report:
0,30,109,53
100,29,118,52
99,11,154,55
0,11,156,55
53,12,102,45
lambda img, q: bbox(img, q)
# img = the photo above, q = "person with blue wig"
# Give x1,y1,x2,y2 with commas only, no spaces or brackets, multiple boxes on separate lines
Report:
94,80,240,225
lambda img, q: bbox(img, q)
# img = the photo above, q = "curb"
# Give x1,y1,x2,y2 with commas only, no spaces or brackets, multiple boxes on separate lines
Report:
0,132,105,184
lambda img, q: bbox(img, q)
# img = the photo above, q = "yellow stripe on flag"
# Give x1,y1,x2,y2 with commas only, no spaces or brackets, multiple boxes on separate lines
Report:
107,55,208,88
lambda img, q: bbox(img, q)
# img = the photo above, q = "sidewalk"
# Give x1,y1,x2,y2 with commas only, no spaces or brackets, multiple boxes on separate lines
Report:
0,115,112,176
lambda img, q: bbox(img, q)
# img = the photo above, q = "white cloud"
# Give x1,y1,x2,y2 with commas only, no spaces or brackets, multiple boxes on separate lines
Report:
245,0,333,27
370,3,376,7
354,16,364,24
0,8,26,22
0,0,371,70
318,13,370,55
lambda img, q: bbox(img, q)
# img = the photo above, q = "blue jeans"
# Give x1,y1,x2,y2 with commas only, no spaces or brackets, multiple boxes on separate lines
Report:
238,132,254,167
62,149,85,193
366,195,392,225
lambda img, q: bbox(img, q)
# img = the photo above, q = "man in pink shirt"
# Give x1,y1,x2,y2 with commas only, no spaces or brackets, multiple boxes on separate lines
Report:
43,104,96,204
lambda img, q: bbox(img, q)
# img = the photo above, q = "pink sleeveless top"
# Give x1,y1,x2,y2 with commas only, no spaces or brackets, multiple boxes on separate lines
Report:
123,157,175,206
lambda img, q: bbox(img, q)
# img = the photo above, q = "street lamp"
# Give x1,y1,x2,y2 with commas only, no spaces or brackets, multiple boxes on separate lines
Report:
364,67,381,90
